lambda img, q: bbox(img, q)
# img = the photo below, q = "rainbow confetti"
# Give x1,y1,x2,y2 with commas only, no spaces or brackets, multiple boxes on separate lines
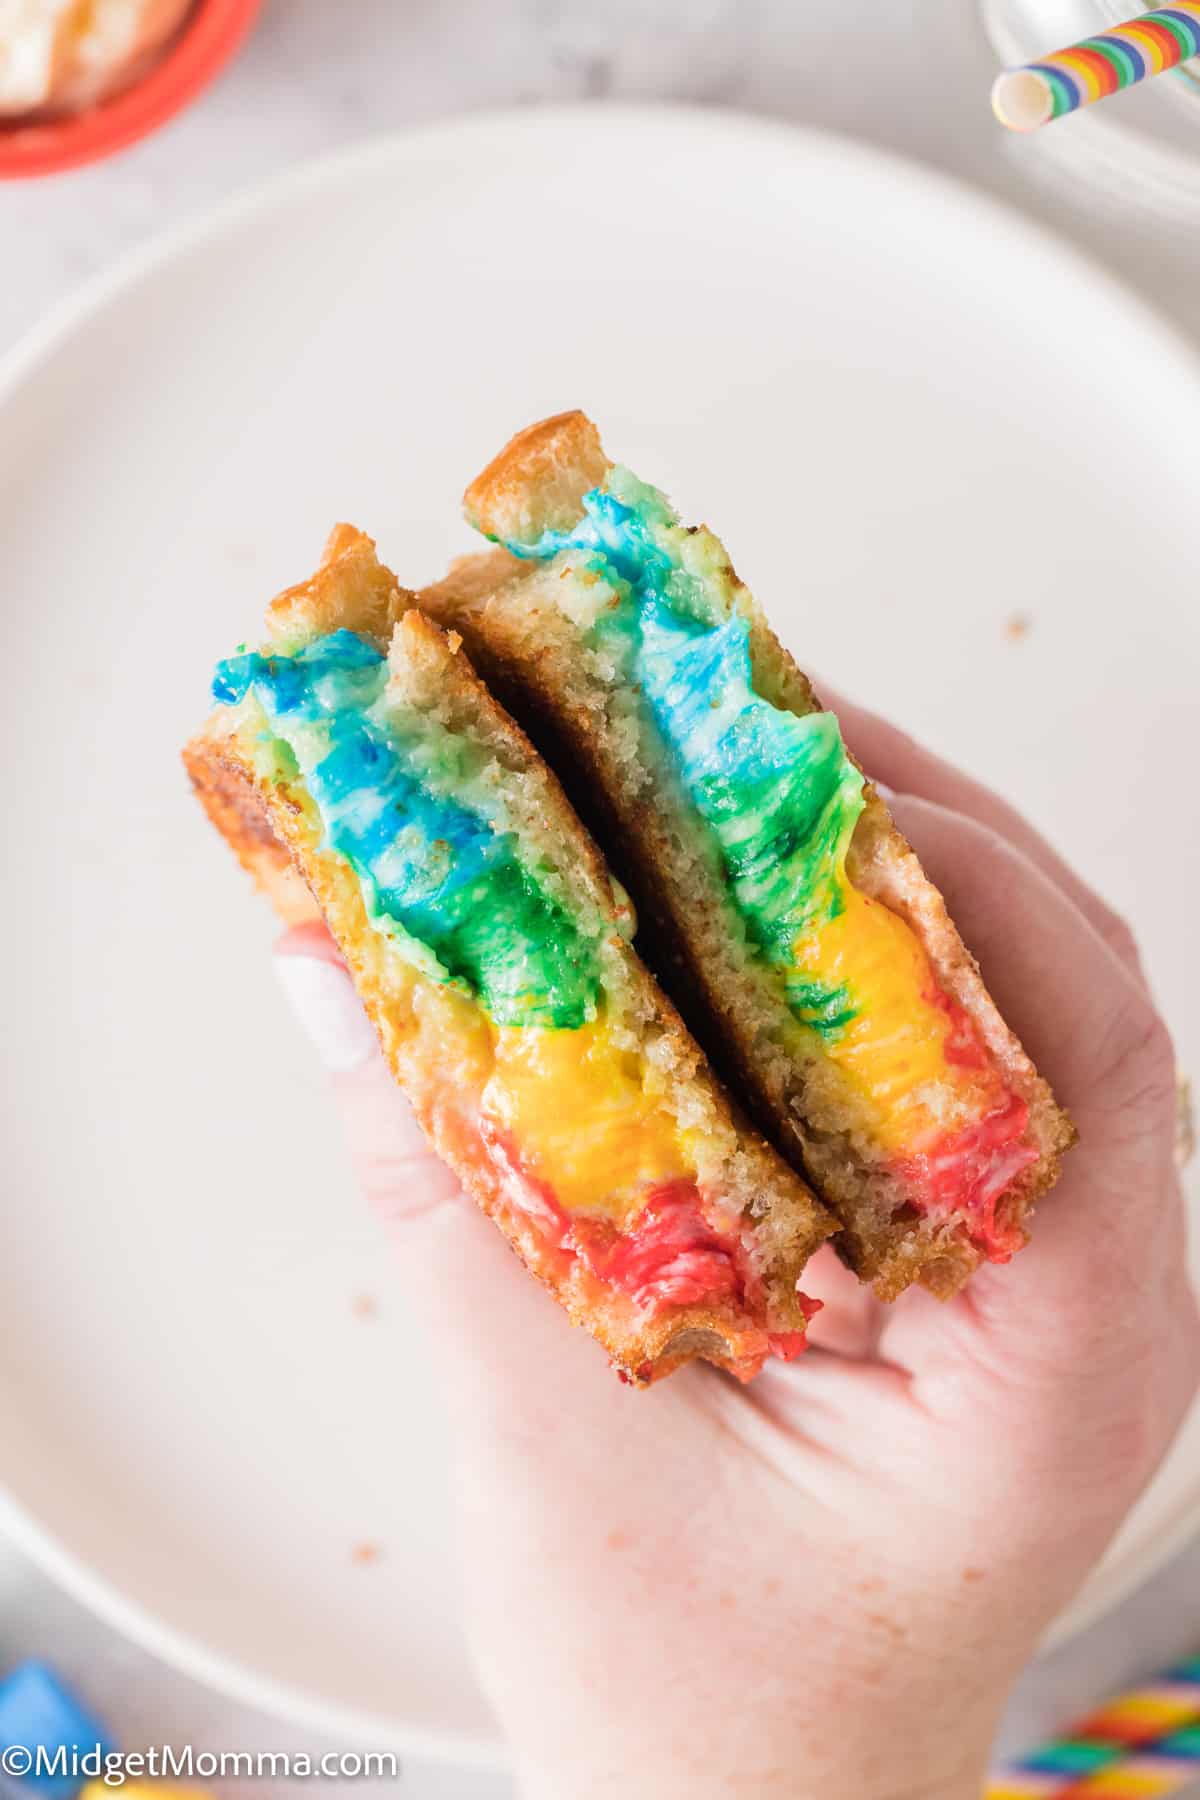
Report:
988,1655,1200,1796
992,3,1200,131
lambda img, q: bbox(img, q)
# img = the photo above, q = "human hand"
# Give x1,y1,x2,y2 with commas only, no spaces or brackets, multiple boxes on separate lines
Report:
274,700,1197,1800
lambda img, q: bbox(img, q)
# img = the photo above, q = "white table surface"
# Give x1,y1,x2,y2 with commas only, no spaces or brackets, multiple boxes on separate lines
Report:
2,3,1198,1794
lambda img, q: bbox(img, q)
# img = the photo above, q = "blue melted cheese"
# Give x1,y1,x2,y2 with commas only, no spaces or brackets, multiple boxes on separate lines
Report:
213,630,601,1029
505,483,865,1035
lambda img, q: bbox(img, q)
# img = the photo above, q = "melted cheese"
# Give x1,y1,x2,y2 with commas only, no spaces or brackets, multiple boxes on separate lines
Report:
790,885,960,1147
483,1017,694,1222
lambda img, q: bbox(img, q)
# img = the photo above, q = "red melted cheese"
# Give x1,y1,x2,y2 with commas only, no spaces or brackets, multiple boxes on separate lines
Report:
926,982,993,1074
480,1122,818,1358
906,987,1039,1258
898,1096,1038,1260
574,1183,741,1309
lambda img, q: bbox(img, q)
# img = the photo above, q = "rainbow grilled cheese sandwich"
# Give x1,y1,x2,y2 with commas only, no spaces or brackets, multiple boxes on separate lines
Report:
421,413,1075,1298
184,525,834,1384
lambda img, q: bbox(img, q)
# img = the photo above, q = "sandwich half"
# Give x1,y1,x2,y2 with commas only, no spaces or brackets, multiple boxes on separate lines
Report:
184,525,834,1384
420,413,1075,1299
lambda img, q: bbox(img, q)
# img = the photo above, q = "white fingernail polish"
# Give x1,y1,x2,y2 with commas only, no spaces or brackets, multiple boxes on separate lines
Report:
273,956,377,1072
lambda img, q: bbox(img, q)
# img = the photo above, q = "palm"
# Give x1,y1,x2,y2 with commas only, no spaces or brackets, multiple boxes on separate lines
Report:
307,698,1196,1800
451,1124,1190,1800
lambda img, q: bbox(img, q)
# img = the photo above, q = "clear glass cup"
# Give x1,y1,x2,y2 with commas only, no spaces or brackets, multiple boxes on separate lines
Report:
981,0,1200,221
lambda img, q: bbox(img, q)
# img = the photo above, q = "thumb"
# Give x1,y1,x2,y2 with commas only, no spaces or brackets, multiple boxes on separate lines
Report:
272,925,463,1225
271,927,619,1414
876,799,1191,1379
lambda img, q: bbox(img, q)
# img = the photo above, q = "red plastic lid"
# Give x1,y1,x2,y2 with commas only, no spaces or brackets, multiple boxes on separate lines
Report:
0,0,264,179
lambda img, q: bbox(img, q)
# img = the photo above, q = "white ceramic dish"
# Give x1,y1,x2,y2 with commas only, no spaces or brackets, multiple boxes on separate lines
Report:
0,106,1197,1762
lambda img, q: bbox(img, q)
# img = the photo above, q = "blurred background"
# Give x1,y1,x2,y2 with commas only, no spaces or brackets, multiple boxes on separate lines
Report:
1,2,1198,1796
3,0,1198,349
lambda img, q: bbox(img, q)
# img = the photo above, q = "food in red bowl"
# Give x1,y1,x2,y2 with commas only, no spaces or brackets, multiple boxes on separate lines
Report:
0,0,262,177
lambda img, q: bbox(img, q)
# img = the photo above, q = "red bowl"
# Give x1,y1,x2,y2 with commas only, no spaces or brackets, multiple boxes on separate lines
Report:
0,0,264,179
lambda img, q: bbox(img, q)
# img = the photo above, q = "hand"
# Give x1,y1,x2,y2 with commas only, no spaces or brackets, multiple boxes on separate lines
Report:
274,699,1197,1800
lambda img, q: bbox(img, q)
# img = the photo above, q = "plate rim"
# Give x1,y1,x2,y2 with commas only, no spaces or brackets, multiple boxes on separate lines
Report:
0,1487,507,1766
3,98,1198,1759
5,100,1200,415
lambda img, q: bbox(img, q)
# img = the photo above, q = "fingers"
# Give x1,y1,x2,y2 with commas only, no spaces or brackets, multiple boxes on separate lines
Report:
274,926,463,1227
883,796,1175,1154
798,1246,885,1360
876,796,1183,1371
822,687,1149,991
270,932,890,1455
334,1048,618,1418
274,924,378,1069
332,1052,463,1224
326,1041,706,1488
274,929,889,1378
272,932,638,1419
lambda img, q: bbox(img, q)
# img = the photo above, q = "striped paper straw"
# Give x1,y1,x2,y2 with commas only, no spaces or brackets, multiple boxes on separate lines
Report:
988,1654,1200,1795
992,2,1200,130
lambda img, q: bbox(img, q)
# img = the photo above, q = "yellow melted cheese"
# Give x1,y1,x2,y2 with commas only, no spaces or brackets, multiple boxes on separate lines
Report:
790,886,974,1152
482,1017,696,1222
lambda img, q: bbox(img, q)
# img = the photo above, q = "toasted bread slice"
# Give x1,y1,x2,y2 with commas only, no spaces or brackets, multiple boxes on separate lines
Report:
420,413,1075,1299
184,525,834,1383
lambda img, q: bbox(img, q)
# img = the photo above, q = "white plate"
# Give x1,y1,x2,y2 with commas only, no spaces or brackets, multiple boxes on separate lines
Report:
1,106,1197,1762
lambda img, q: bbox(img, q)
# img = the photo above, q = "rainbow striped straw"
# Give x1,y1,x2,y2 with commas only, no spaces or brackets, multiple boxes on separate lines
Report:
992,2,1200,131
987,1654,1200,1796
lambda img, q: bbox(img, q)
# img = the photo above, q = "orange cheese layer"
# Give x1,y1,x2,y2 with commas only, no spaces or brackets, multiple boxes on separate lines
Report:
484,1018,697,1221
791,883,1008,1151
396,971,697,1224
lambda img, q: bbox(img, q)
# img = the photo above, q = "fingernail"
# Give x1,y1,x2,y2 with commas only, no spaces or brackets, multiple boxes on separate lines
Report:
872,778,897,801
273,954,378,1072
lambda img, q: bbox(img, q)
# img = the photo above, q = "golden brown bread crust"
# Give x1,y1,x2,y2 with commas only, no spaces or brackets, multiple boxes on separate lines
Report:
184,526,834,1383
465,411,609,545
422,413,1076,1300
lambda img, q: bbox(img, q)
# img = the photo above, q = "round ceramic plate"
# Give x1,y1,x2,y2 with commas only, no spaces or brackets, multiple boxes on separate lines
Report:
1,107,1197,1762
